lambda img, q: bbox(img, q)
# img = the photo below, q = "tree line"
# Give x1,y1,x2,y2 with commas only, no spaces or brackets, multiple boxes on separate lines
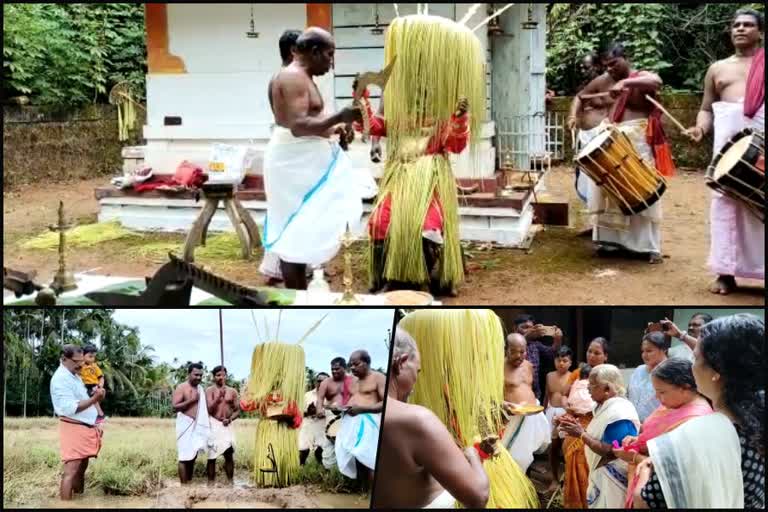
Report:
547,3,765,95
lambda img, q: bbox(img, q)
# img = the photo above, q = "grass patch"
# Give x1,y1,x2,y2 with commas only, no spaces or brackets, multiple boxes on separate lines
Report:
3,417,363,508
130,233,247,262
20,221,141,251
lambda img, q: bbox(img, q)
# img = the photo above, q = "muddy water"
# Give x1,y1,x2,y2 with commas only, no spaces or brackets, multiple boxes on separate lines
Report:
38,480,368,509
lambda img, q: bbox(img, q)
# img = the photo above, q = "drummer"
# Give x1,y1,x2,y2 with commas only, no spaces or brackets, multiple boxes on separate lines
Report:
501,334,551,474
684,8,764,295
594,42,675,264
315,357,354,469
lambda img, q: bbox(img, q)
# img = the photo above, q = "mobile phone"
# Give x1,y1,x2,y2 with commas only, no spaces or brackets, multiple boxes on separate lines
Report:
646,322,663,333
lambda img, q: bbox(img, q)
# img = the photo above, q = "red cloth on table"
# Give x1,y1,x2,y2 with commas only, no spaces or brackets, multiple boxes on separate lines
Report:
611,71,676,177
353,89,469,240
132,161,208,193
745,47,765,119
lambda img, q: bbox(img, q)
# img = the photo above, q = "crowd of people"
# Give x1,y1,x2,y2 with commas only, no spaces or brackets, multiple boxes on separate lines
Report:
255,7,764,301
374,311,764,509
48,346,384,500
570,8,764,291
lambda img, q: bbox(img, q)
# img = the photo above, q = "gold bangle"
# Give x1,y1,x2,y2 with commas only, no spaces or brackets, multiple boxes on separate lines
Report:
633,452,638,464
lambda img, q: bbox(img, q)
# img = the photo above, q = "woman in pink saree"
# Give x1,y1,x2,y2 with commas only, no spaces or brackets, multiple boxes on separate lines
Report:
612,358,712,508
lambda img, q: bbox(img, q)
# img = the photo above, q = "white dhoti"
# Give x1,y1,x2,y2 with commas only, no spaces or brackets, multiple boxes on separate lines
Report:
545,405,566,430
708,102,765,280
335,412,381,478
575,126,603,204
208,417,235,460
424,489,457,508
176,387,211,462
501,406,551,473
299,417,326,452
262,127,377,266
318,410,340,469
590,119,663,255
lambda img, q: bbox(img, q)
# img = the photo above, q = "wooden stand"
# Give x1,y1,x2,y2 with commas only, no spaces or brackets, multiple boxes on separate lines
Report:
182,184,261,262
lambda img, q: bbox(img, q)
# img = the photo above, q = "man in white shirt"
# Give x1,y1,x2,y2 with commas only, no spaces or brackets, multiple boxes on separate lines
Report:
49,344,106,500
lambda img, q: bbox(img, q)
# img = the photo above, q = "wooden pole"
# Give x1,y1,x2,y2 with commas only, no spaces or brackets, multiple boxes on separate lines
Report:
219,309,224,367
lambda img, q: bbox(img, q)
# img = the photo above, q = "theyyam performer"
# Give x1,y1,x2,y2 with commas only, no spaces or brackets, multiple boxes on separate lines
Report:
354,12,486,296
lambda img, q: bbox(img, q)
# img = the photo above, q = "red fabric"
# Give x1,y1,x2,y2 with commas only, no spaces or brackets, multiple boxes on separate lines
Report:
133,161,208,193
745,48,765,119
369,193,444,241
473,442,491,461
351,85,469,153
341,375,353,406
612,71,676,177
174,161,207,187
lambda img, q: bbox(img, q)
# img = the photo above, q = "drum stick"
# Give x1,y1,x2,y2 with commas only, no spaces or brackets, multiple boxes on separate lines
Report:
580,92,612,100
645,95,688,133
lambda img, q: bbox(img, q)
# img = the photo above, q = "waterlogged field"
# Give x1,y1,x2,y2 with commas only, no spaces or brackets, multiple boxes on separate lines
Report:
3,417,368,509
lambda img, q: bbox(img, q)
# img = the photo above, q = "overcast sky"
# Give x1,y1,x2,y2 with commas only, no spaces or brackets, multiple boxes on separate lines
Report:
112,309,394,380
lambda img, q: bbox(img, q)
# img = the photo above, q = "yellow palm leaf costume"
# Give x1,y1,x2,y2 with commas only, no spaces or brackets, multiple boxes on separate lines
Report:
369,14,486,291
399,309,540,508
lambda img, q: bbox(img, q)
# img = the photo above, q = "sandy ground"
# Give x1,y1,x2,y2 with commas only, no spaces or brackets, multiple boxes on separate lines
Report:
3,168,764,305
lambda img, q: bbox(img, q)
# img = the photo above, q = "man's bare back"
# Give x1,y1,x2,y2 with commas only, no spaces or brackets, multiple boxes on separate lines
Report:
504,360,537,405
545,370,571,408
374,399,450,508
270,64,326,128
205,385,238,422
173,382,199,420
348,371,386,408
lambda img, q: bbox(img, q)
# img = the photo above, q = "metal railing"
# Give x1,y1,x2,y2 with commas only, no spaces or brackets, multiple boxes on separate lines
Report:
495,111,565,173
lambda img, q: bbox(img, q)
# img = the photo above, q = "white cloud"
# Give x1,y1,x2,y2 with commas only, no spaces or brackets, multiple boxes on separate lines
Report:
112,309,393,380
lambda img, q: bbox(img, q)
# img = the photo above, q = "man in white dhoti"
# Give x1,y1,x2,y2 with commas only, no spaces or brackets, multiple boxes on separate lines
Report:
205,365,239,483
685,9,765,295
172,363,212,484
568,54,613,215
502,334,551,474
298,372,329,466
590,43,676,264
263,27,377,290
335,350,385,483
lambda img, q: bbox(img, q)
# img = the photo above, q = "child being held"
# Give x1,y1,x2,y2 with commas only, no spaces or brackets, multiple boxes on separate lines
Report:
81,344,106,424
566,364,596,415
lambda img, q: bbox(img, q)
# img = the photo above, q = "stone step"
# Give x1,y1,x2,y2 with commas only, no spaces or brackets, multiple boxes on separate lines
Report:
97,194,537,247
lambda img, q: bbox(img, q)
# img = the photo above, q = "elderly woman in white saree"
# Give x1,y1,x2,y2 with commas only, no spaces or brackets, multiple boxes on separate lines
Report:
631,314,765,509
558,364,640,508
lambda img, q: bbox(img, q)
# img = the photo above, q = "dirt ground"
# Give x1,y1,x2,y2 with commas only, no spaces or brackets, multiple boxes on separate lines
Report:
3,417,367,509
3,167,764,305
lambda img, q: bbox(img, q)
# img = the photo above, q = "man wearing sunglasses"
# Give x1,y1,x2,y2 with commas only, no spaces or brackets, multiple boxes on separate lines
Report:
49,344,106,500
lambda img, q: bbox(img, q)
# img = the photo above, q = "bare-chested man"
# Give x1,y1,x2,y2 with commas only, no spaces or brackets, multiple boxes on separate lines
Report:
373,327,490,509
315,356,353,468
501,334,551,474
172,363,209,484
335,350,385,483
569,53,613,212
263,27,370,291
684,9,765,295
590,42,672,264
205,365,239,483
